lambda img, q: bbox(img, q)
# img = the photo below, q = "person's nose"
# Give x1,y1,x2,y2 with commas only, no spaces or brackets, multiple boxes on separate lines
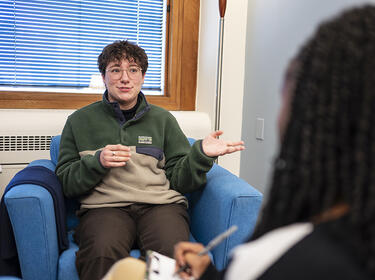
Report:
119,69,130,82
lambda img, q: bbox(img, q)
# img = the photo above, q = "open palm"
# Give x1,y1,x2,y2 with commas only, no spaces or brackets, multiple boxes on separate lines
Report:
202,131,245,157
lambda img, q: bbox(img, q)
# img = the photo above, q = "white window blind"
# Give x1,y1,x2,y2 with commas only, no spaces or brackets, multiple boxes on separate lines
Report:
0,0,166,93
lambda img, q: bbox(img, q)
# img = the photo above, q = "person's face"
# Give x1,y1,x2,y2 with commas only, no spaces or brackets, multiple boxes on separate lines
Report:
102,58,145,110
277,61,298,141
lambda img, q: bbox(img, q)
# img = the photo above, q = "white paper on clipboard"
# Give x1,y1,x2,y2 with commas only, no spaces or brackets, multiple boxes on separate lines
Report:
146,251,184,280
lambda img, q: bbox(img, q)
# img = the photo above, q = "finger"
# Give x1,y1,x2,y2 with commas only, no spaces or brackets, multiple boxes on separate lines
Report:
111,155,131,162
180,271,193,280
231,145,245,151
104,144,131,153
105,144,121,151
226,140,245,146
218,146,244,156
176,263,193,279
174,244,185,266
114,144,131,151
211,130,224,138
104,152,116,160
108,161,127,167
113,151,132,158
184,253,211,279
226,146,245,154
177,242,205,254
174,242,203,265
108,151,131,161
174,243,189,265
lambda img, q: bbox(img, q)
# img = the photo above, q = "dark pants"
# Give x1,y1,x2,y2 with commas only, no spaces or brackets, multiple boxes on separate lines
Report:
74,203,189,280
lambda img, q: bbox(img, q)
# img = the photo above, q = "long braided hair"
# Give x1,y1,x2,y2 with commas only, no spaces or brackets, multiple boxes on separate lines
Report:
252,5,375,275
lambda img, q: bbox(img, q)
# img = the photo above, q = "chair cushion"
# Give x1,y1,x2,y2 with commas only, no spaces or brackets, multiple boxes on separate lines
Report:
58,238,79,280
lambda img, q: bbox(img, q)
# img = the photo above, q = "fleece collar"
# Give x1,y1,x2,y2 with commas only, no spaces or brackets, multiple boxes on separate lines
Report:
102,90,150,125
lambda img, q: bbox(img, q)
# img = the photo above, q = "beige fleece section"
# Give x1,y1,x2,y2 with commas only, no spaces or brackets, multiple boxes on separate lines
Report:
78,146,187,208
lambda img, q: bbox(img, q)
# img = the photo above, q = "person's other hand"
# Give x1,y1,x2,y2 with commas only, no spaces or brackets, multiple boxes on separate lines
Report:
202,131,245,157
174,242,211,280
100,144,131,168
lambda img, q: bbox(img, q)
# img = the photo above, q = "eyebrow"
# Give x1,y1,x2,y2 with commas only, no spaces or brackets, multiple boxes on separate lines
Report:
108,63,121,69
108,62,139,69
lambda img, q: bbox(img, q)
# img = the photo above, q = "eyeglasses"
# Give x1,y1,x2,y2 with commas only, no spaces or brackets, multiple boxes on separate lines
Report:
106,66,143,80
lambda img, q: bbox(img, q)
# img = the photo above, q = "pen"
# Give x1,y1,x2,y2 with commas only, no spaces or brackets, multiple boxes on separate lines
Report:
174,225,238,276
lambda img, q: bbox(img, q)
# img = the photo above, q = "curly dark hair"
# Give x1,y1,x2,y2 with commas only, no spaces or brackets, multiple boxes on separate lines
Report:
97,40,148,76
252,5,375,275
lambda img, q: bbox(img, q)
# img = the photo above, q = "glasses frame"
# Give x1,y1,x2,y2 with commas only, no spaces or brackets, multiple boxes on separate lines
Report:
105,66,143,80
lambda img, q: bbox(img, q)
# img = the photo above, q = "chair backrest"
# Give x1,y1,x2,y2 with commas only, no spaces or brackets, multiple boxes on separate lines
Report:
50,135,80,231
50,135,61,166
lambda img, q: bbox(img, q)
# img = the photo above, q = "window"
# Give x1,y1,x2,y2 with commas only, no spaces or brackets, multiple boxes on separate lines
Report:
0,0,199,110
0,0,166,93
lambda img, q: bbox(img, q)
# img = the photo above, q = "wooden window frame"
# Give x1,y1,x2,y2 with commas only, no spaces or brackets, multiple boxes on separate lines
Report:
0,0,199,111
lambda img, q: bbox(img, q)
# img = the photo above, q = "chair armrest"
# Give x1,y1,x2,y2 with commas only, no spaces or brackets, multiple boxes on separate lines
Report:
187,164,262,270
4,160,59,280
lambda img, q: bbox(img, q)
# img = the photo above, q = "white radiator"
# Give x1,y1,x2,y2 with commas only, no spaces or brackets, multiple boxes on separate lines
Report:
0,109,211,196
0,109,73,196
0,135,52,163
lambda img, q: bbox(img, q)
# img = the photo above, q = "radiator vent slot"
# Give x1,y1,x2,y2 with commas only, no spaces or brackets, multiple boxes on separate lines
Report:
0,136,52,152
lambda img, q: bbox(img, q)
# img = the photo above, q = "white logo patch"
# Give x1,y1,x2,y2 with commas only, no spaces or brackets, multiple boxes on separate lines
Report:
138,136,153,144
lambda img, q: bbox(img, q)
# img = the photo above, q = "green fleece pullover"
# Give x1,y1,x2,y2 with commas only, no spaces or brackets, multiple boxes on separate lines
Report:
56,92,215,208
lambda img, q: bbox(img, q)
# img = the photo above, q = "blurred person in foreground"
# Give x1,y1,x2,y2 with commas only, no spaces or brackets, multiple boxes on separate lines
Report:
174,5,375,280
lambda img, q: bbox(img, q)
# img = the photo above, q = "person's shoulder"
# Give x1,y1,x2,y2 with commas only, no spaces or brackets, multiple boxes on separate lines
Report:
69,101,103,118
76,100,102,113
226,223,313,280
148,104,176,120
257,221,372,280
149,103,169,114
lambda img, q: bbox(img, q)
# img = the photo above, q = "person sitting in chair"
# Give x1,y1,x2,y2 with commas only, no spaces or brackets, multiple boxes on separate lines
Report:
55,40,244,280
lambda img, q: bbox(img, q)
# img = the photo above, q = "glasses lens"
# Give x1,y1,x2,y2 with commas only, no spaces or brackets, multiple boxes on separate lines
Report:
108,67,141,79
128,67,141,78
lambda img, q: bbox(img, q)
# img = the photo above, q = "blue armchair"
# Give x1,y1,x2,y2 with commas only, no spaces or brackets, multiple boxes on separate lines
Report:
4,136,262,280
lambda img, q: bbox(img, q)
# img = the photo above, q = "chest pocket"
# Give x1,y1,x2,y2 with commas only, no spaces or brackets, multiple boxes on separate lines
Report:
136,146,164,161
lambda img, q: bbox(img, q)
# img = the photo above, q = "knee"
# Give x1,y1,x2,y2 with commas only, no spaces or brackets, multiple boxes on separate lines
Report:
76,255,115,280
78,234,131,261
150,238,179,258
75,238,129,280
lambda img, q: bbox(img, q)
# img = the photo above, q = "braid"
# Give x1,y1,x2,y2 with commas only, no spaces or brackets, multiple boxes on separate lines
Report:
251,5,375,276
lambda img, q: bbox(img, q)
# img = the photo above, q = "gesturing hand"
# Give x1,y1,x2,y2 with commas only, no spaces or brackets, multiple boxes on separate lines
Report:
100,144,131,168
174,242,211,280
202,131,245,157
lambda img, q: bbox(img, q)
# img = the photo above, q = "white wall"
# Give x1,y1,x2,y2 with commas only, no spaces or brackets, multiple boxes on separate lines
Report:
196,0,249,176
239,0,375,195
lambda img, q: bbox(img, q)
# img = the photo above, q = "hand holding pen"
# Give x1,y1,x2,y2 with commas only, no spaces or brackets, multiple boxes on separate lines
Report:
174,226,238,279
